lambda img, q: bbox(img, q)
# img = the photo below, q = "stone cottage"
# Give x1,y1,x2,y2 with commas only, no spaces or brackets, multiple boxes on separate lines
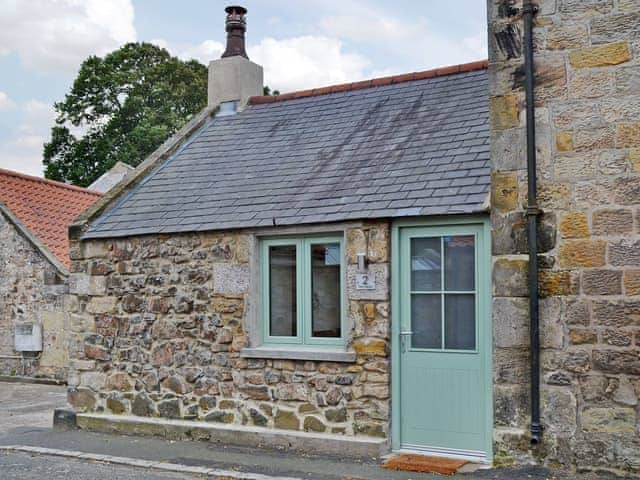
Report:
63,2,640,474
0,168,101,380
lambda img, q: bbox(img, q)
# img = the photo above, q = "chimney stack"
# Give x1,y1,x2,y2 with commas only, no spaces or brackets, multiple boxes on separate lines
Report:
208,5,263,109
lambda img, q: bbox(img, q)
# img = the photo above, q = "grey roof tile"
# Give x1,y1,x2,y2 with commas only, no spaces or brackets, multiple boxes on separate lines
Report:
86,68,490,238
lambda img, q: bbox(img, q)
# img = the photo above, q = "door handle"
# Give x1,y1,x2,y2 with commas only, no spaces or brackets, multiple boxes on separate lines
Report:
400,331,413,353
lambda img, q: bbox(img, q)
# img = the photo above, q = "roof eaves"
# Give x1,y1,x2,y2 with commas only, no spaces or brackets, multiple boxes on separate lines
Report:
0,200,69,276
248,59,488,105
70,105,218,241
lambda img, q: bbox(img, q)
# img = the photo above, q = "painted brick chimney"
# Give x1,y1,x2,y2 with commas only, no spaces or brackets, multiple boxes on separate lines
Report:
208,5,263,109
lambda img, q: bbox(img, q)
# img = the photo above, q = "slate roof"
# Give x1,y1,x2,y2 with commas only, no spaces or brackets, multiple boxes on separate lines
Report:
0,169,102,267
86,61,490,239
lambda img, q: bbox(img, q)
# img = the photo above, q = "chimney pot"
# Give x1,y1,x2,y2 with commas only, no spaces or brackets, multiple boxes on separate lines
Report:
222,5,249,59
207,5,263,109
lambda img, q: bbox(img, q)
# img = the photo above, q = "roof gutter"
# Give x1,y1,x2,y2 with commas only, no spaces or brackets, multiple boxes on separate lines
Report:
523,0,542,445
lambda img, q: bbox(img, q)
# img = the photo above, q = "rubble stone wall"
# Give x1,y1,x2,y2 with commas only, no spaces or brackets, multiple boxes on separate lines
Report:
489,0,640,473
66,222,391,439
0,210,69,380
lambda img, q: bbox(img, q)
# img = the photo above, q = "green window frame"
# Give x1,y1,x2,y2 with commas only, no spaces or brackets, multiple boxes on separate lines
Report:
261,235,345,347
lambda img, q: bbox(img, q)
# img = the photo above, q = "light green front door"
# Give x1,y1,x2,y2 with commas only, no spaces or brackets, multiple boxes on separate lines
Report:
393,220,492,460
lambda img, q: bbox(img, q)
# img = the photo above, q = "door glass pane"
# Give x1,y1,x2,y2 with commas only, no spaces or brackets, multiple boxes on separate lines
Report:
411,294,441,349
444,294,475,350
269,245,297,337
411,237,441,291
444,235,475,291
311,243,341,338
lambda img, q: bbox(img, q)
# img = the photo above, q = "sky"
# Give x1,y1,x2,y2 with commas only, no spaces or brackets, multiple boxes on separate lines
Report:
0,0,487,178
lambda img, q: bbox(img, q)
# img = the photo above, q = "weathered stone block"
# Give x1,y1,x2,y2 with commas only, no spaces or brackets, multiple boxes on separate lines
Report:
568,329,597,345
612,176,640,205
491,172,519,211
325,407,347,423
303,416,326,432
593,349,640,375
592,209,633,236
569,42,630,68
582,269,623,295
630,149,640,173
353,338,387,357
558,239,606,268
592,299,640,327
542,388,577,435
493,258,528,297
489,95,520,130
493,297,528,348
616,123,640,148
213,264,249,294
602,329,632,347
86,297,117,314
274,409,299,430
570,70,612,99
68,388,96,412
574,127,615,152
494,384,528,427
624,270,640,295
609,239,640,266
559,212,589,239
547,22,588,50
556,132,573,151
591,12,640,44
276,383,309,401
539,270,577,297
582,407,636,433
205,410,235,423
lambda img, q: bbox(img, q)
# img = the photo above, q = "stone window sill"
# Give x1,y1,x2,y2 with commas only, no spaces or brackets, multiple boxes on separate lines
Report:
240,346,356,363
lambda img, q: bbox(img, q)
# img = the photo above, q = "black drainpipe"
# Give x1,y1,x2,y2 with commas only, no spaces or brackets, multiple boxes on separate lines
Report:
523,0,542,445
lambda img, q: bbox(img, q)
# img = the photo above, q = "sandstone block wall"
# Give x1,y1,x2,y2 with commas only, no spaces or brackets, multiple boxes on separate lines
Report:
489,0,640,473
0,210,69,380
66,222,391,439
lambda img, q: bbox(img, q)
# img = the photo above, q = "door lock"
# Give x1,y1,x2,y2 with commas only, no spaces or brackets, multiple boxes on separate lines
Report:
400,331,413,353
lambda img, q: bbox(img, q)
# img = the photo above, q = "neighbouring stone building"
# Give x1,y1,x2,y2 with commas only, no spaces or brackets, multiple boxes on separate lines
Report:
0,169,101,380
62,3,640,475
489,0,640,472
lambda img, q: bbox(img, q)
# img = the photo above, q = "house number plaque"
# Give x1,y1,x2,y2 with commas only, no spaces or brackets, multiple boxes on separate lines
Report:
355,273,376,290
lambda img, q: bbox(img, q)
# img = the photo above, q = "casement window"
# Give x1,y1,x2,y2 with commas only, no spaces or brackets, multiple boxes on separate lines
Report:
261,235,344,347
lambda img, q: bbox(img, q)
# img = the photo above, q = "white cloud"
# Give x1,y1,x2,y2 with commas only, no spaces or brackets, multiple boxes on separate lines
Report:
0,100,56,177
249,36,370,92
180,40,224,65
0,91,14,111
160,35,371,93
0,0,136,74
319,5,487,70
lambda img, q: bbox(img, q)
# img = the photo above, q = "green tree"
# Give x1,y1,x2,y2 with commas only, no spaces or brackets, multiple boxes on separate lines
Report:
43,42,208,187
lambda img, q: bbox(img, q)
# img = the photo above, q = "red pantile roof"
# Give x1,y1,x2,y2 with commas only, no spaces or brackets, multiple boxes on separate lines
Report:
248,59,489,105
0,168,102,268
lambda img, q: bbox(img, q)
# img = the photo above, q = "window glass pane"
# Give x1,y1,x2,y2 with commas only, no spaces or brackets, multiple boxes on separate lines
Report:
411,294,441,349
269,245,297,337
444,235,475,291
444,294,475,350
411,237,441,291
311,243,341,338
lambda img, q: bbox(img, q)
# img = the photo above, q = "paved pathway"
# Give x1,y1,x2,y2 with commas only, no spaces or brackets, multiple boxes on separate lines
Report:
0,382,631,480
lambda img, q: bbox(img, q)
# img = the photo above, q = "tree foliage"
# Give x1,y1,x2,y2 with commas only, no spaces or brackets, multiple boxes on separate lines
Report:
43,42,208,187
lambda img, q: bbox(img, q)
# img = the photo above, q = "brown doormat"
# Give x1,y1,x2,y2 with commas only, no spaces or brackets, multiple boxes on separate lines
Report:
383,454,467,475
